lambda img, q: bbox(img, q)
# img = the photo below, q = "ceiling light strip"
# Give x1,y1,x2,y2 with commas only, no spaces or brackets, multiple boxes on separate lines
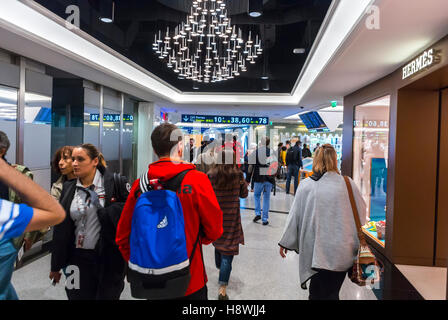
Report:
291,0,374,102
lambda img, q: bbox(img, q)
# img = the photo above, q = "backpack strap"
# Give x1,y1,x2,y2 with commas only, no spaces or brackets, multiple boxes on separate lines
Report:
161,169,192,193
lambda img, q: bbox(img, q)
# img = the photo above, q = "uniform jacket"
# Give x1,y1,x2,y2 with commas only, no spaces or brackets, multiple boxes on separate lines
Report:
116,158,223,296
278,172,366,288
51,168,129,283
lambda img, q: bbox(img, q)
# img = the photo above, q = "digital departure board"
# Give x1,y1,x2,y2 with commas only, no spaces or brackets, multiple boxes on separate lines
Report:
182,114,269,125
90,114,134,122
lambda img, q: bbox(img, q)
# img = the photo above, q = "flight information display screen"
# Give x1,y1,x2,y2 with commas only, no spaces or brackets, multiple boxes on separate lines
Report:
182,114,269,125
299,111,329,132
90,114,134,122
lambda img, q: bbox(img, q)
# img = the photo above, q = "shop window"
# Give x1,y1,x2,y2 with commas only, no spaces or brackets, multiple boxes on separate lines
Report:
24,92,52,191
0,85,17,164
353,95,390,247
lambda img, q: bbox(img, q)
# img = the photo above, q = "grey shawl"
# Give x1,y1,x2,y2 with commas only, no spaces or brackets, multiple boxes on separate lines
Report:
278,172,367,288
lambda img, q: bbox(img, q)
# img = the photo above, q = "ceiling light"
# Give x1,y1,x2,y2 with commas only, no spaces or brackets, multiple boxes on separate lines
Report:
99,0,115,23
248,0,263,17
262,79,270,91
293,48,306,54
153,0,262,85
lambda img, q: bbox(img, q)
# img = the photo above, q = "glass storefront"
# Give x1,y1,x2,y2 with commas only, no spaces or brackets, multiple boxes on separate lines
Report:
353,95,390,247
0,85,17,164
24,92,52,191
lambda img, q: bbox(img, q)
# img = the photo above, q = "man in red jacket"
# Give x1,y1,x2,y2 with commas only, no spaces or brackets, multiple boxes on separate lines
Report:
116,123,223,300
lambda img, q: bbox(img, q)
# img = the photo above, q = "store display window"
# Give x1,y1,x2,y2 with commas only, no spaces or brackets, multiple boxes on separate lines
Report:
353,95,390,247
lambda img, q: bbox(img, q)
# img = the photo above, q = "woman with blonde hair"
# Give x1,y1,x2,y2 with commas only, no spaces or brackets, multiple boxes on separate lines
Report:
278,144,367,300
49,143,129,300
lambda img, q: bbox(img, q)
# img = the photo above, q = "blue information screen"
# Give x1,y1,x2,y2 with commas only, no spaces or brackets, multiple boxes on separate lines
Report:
299,112,329,132
182,114,269,125
90,114,134,122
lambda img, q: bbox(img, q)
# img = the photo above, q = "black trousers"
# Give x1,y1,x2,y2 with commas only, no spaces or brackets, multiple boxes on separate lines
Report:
308,269,348,300
64,249,124,300
171,286,208,300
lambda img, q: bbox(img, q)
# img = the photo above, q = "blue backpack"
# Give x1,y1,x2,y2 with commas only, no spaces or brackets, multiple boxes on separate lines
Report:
127,169,200,300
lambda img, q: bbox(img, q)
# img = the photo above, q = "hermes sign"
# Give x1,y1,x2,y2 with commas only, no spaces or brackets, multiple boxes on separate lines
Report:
402,48,441,80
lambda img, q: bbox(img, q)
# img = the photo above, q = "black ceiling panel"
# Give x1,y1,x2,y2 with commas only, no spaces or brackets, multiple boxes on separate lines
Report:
34,0,332,93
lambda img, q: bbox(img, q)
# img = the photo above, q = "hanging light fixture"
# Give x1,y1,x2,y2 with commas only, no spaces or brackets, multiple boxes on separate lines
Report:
248,0,263,18
99,0,115,23
153,0,262,84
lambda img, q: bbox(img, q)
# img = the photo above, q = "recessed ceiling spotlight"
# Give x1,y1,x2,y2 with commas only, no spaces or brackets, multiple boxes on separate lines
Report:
261,76,269,80
248,0,263,17
293,48,306,54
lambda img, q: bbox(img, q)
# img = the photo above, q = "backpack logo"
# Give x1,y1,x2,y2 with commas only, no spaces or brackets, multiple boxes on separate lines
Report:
157,216,168,229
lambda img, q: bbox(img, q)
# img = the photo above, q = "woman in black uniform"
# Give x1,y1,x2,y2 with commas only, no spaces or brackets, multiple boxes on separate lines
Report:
49,143,129,300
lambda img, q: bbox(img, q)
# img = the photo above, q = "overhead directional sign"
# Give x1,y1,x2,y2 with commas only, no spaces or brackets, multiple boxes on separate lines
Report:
182,114,269,125
90,114,134,122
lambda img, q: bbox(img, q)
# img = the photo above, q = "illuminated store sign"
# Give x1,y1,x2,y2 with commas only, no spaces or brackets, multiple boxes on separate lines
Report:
354,120,389,128
402,48,440,80
90,114,134,122
182,114,269,125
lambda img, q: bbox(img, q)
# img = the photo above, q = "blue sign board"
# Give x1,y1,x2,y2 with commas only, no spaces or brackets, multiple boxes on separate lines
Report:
182,114,269,125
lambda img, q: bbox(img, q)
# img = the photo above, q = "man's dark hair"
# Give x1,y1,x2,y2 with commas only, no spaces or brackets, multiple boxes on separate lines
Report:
286,140,291,145
151,123,182,157
278,143,283,147
295,141,301,147
303,144,307,148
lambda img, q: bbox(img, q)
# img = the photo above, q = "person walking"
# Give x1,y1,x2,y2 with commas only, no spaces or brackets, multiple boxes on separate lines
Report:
49,144,129,300
246,137,275,225
0,157,65,300
302,144,312,159
278,144,366,300
208,149,248,300
195,140,218,174
285,141,303,195
116,123,223,300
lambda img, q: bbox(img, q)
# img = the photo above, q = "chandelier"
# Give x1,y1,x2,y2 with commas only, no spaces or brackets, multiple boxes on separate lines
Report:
152,0,263,84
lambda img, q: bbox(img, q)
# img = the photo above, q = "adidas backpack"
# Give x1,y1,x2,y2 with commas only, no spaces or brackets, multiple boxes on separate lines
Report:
127,169,200,300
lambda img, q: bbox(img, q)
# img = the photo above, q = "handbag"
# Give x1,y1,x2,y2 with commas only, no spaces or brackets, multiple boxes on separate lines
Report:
343,176,381,287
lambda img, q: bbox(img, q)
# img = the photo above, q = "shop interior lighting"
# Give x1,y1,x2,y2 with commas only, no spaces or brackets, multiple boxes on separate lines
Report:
153,0,262,84
248,0,263,18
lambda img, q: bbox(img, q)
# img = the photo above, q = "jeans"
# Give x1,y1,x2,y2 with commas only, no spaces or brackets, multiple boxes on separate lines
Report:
286,165,300,194
215,249,234,285
0,240,18,300
254,181,273,222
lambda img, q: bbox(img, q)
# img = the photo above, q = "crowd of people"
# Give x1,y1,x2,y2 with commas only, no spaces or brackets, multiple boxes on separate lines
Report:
0,125,366,301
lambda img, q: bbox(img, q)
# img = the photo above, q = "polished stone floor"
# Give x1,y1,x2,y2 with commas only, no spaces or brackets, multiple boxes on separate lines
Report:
11,191,378,300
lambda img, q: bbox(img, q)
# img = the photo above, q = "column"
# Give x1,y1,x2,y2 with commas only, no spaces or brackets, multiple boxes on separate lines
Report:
137,102,155,176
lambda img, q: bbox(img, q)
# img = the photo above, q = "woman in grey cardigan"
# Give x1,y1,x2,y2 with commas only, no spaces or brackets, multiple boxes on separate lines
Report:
278,144,366,300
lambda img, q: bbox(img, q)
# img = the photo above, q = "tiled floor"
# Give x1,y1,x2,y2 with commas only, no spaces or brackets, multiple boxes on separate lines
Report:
11,191,377,300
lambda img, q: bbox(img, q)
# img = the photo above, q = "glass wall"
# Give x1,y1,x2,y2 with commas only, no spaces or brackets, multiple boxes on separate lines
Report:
0,85,17,164
102,91,121,174
24,92,52,191
122,98,138,182
353,95,390,246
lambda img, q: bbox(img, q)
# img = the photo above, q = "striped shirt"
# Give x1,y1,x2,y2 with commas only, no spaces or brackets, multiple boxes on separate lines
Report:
0,199,34,242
